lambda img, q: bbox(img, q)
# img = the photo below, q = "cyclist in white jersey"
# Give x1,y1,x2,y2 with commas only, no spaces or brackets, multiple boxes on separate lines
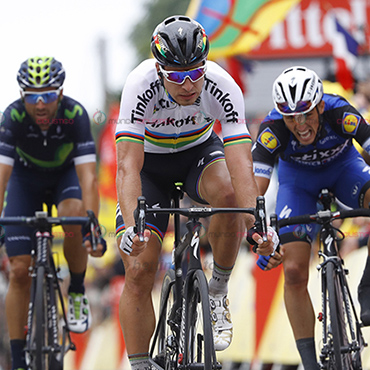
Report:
115,15,280,370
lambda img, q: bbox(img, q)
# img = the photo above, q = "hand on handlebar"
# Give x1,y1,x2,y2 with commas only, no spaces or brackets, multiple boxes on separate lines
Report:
119,226,151,257
82,210,107,257
247,225,283,270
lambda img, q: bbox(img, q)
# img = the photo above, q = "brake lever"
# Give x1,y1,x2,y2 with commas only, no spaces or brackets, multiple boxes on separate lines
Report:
255,196,268,243
270,213,280,253
134,196,147,242
86,210,99,251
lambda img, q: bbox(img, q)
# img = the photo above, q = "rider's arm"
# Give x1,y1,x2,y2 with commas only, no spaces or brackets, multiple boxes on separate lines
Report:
255,176,270,196
75,162,99,215
224,143,258,230
116,140,145,230
0,163,13,215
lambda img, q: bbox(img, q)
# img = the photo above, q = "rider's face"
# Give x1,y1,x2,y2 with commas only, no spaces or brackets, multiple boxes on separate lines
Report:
22,87,62,130
283,100,325,146
156,63,205,106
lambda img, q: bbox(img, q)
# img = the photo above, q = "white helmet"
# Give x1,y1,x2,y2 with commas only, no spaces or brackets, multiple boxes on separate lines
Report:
272,66,323,115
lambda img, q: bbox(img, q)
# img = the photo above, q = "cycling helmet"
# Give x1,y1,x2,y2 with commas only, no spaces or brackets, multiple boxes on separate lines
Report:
151,15,209,68
272,66,323,115
17,56,65,89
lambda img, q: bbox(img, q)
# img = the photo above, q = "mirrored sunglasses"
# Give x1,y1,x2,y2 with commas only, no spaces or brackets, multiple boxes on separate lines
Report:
277,100,313,115
159,64,207,84
22,89,61,105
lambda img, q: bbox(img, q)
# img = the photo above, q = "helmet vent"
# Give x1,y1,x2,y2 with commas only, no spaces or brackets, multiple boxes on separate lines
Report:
289,85,297,102
300,79,310,100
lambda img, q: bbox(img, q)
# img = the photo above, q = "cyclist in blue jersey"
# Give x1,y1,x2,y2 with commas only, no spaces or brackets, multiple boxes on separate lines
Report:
115,16,279,370
252,66,370,369
1,56,107,370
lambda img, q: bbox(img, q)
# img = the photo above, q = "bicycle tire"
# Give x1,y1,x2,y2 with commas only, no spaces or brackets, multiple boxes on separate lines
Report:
184,270,217,370
35,265,48,370
150,269,177,370
326,262,355,370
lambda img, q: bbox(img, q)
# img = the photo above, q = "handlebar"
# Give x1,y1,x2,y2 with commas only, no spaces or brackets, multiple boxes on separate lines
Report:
0,210,102,251
277,208,370,228
134,196,268,241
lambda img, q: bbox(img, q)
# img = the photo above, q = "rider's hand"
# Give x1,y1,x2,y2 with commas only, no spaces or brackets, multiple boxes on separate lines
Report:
247,226,278,254
256,249,283,271
119,226,151,257
247,226,283,269
82,222,107,257
84,236,107,257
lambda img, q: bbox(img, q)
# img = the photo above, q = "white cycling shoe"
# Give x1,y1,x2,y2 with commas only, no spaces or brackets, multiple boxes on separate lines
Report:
209,293,233,351
67,292,92,333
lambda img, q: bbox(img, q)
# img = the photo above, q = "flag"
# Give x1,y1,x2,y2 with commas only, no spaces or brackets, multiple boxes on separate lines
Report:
187,0,301,60
331,17,359,91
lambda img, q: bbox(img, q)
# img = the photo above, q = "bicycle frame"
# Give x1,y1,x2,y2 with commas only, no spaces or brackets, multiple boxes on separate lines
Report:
135,190,266,370
25,212,75,368
276,189,368,370
0,210,100,370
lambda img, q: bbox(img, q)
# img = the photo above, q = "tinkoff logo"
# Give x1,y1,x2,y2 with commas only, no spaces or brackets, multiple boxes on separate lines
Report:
93,109,107,125
342,112,360,135
258,128,280,153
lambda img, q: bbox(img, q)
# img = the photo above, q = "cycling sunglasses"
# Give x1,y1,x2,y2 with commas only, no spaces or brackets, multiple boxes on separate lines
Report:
22,88,62,105
276,100,313,115
158,64,207,85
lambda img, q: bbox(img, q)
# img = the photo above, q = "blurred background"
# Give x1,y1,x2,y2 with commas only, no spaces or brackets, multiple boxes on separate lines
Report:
1,0,370,369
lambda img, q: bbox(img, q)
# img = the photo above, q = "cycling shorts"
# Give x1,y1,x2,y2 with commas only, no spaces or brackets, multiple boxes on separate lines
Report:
4,164,82,257
277,147,370,245
116,131,225,243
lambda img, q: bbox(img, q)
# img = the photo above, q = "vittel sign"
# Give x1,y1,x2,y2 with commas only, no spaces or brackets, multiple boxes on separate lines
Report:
249,0,369,58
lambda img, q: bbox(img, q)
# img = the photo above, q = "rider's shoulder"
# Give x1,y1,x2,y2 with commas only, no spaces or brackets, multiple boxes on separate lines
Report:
60,96,88,118
127,59,158,83
2,99,26,123
322,93,352,111
205,61,238,84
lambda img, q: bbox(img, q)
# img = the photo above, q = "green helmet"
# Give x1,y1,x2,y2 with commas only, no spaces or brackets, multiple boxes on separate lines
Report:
17,56,66,89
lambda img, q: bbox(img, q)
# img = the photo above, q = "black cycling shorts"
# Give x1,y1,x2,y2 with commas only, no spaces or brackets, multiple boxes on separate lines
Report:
4,164,82,257
116,132,225,243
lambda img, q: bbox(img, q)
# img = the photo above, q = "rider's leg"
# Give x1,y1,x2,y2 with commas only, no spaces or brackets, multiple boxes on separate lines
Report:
198,160,244,351
58,198,91,333
118,235,162,364
6,254,31,370
58,198,87,282
198,160,244,290
283,240,319,369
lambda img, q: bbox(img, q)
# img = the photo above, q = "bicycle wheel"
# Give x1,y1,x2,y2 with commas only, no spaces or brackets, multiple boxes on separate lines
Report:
184,270,217,370
27,265,62,370
326,262,356,370
34,265,48,370
150,269,177,370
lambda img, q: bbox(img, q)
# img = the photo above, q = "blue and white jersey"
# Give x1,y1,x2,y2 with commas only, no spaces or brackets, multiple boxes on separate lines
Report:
252,93,370,179
0,96,96,171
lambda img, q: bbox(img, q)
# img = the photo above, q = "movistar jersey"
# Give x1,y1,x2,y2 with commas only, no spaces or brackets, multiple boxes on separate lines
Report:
252,93,370,179
115,59,251,153
0,96,96,171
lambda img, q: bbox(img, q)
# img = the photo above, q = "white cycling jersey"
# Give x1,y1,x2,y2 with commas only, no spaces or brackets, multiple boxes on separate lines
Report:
115,59,251,153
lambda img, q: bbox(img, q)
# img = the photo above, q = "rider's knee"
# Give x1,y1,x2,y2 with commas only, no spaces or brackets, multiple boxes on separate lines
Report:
284,263,309,288
9,257,31,285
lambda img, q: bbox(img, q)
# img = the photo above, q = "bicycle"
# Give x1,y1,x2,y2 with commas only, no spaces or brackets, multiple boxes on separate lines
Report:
275,188,368,370
0,202,101,370
133,184,268,370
